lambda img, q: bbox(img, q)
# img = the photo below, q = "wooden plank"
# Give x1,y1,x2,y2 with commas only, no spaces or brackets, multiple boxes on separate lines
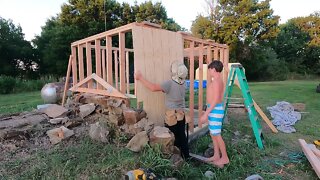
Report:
206,46,212,84
78,45,84,81
62,55,72,106
106,36,113,85
132,26,144,104
114,50,119,90
180,33,228,48
214,47,219,60
95,39,102,89
198,43,204,128
223,48,229,87
71,46,78,86
119,32,126,93
138,21,162,29
189,41,195,132
189,153,210,164
299,139,320,178
102,49,106,81
309,144,320,157
234,82,278,133
86,42,93,88
71,23,136,46
126,51,130,94
253,100,278,133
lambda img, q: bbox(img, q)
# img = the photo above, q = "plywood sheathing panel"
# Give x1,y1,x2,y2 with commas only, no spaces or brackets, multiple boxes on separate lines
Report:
132,26,184,125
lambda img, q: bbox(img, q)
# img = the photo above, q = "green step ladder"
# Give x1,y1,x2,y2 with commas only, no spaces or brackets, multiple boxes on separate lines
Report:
223,64,264,149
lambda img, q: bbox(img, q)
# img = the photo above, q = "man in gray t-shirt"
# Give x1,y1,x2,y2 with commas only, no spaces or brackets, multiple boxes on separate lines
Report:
135,61,190,159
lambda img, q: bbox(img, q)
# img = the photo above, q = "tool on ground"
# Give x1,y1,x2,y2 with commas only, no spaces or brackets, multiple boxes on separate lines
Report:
223,64,264,149
125,168,157,180
314,140,320,146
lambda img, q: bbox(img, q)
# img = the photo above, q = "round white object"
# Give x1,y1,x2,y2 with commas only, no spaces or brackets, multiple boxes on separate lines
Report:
41,83,58,103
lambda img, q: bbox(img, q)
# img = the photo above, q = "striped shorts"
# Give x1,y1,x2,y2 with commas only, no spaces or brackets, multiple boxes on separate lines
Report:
208,103,225,136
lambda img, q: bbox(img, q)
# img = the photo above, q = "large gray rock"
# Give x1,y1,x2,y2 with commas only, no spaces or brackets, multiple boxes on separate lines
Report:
79,103,96,118
126,131,149,152
40,104,68,118
89,122,110,143
149,126,175,155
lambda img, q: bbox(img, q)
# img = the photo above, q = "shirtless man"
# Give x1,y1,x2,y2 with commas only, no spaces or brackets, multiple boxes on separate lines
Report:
200,60,229,167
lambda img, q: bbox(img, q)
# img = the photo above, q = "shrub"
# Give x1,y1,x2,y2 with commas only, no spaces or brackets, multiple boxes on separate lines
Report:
0,76,16,94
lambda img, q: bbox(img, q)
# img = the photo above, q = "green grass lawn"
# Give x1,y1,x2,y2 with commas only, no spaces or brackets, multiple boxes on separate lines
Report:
0,91,43,115
0,80,319,179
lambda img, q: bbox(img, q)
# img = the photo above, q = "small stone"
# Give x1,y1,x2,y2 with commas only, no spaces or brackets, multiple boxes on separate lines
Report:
107,98,123,107
204,171,215,179
234,131,240,136
49,117,69,124
208,143,213,148
245,174,264,180
46,126,74,144
126,131,149,152
170,154,184,168
79,103,96,118
3,143,17,151
204,148,214,158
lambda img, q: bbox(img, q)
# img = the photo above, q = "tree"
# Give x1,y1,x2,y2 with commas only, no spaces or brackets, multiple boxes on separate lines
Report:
0,17,37,78
273,18,320,74
34,0,182,76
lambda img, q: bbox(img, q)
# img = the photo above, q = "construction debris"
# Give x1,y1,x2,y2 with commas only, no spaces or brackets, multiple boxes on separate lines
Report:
46,126,74,144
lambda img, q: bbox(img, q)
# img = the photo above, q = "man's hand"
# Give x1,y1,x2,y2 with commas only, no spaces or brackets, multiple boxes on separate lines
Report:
199,112,209,124
135,70,142,80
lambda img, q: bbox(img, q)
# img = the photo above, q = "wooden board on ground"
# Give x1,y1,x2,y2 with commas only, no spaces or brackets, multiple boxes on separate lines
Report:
299,139,320,178
189,153,210,164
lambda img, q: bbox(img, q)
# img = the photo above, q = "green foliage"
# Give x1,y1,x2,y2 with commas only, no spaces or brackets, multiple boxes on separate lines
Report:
34,0,182,77
273,20,320,75
0,17,38,78
0,76,16,94
0,75,56,94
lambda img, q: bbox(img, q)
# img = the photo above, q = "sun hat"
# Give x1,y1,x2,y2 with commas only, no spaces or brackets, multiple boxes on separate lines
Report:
171,61,188,85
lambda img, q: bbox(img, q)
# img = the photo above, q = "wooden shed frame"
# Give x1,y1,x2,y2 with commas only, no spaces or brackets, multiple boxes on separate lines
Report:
62,22,229,133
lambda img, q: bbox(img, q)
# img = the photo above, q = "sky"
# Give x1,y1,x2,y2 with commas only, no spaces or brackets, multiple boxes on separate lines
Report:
0,0,319,41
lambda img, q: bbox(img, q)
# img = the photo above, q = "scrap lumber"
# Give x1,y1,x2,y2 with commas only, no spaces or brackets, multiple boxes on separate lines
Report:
308,144,320,158
299,139,320,178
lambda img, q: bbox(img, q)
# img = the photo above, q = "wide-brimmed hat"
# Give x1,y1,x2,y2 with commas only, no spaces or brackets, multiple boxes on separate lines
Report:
171,61,188,84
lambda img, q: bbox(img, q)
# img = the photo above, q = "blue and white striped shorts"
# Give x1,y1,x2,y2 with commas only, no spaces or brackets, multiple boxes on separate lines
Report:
208,103,225,136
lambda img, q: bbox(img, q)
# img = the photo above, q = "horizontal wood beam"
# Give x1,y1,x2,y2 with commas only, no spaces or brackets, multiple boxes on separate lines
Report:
71,23,137,46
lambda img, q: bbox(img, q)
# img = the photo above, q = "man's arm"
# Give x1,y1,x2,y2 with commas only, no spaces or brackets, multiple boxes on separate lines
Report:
135,71,163,92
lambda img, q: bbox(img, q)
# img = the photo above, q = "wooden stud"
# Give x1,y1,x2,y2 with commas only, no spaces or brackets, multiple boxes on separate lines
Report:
223,48,229,87
78,45,84,81
206,46,212,84
114,50,119,90
95,39,102,89
71,46,78,86
126,51,130,94
106,36,113,85
62,55,72,106
189,41,195,132
102,49,106,81
119,32,126,93
198,43,204,128
214,47,219,60
86,42,93,88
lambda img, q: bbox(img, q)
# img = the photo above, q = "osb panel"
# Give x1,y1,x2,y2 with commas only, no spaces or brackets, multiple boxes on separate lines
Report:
132,26,183,125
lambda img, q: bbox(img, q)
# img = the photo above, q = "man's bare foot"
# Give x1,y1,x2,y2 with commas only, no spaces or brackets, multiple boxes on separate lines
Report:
210,161,224,168
213,157,229,166
206,155,220,162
